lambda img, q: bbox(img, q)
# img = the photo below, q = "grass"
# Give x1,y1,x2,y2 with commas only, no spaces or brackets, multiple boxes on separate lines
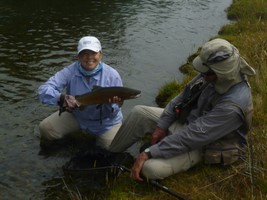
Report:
68,0,267,199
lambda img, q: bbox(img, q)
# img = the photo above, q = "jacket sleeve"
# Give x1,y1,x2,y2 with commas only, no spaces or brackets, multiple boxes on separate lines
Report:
38,66,73,105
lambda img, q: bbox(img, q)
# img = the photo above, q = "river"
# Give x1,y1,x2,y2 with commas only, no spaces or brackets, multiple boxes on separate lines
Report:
0,0,232,199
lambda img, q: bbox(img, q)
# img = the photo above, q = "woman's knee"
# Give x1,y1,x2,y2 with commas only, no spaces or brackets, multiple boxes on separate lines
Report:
39,119,54,140
39,112,80,140
39,118,63,140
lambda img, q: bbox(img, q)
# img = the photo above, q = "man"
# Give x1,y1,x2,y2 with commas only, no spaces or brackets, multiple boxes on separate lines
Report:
109,38,256,181
38,36,123,150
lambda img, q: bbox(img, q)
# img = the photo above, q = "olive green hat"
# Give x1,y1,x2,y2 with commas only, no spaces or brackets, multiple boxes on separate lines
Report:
193,38,256,93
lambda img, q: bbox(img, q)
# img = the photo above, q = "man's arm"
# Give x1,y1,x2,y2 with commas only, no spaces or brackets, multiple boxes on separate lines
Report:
130,152,150,181
150,104,244,159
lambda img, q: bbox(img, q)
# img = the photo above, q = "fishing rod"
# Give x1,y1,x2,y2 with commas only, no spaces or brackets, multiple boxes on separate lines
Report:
117,165,189,200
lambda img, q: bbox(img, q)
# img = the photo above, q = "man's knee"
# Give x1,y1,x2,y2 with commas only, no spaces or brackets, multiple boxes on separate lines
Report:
142,151,202,180
131,105,146,115
131,105,156,119
142,159,173,180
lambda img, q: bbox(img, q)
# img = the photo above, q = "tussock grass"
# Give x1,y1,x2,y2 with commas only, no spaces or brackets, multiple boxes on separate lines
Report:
63,178,89,200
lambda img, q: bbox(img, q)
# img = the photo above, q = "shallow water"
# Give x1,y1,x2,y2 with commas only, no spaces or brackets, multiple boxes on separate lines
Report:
0,0,232,199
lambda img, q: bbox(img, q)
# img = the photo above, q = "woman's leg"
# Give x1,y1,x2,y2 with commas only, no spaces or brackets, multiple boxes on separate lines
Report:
39,111,80,141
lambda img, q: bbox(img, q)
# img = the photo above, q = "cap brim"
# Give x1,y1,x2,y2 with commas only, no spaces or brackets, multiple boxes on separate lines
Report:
78,46,101,54
192,56,209,73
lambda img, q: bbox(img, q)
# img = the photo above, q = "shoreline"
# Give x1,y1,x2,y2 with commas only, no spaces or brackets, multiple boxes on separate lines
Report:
108,0,267,199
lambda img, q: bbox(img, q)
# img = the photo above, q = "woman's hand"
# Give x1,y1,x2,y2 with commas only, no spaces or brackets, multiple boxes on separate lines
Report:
109,96,124,107
64,95,79,111
58,94,79,113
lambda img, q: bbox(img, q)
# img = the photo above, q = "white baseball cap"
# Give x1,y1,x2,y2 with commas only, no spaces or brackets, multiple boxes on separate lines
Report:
77,36,102,55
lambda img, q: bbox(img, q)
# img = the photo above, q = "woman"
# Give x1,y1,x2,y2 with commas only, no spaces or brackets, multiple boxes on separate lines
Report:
38,36,123,150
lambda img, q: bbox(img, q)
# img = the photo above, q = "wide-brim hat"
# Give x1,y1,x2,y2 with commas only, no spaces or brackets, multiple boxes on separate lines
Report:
192,38,256,93
192,38,255,76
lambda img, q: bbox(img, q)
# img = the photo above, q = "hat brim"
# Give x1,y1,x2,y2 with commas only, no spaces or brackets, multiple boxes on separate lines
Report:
192,56,209,73
240,57,256,76
78,46,101,55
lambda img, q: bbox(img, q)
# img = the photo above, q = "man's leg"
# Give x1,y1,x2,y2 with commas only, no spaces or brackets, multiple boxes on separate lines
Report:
109,105,164,152
142,150,202,180
96,123,122,150
142,121,201,179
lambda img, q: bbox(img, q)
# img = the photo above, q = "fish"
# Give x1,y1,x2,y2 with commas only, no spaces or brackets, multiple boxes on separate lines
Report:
75,86,141,107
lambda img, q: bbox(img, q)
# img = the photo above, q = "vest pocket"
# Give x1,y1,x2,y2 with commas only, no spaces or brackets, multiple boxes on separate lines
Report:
204,147,240,165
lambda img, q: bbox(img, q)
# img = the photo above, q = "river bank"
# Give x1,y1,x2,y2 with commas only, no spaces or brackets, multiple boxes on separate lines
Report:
0,1,234,199
108,0,267,199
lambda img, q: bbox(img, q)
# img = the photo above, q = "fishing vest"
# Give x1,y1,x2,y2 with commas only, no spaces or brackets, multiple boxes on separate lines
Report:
174,75,253,165
173,75,209,124
203,80,253,165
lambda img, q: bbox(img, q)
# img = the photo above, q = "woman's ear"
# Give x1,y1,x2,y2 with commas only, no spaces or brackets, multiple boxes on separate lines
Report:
99,51,103,59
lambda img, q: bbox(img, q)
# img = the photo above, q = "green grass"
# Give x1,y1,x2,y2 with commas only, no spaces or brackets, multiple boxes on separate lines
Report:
69,0,267,199
151,0,267,199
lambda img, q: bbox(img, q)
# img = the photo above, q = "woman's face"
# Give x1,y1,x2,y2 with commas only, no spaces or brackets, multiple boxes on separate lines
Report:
78,50,102,71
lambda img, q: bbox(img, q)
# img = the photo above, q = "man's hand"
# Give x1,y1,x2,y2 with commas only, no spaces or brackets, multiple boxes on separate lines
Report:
130,152,149,181
151,127,167,144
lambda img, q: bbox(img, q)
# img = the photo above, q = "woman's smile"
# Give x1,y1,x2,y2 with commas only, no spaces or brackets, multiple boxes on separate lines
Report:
78,50,102,71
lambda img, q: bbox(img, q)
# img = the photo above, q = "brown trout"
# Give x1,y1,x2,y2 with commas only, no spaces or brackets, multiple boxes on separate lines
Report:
75,86,141,107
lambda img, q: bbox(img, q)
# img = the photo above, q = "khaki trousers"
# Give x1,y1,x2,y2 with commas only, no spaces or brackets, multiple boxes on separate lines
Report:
109,105,202,179
39,111,121,149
